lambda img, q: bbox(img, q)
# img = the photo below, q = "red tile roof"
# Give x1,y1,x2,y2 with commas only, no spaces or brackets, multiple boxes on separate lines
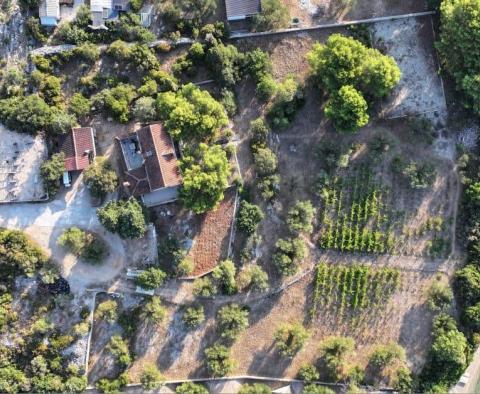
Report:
60,127,96,172
118,123,182,197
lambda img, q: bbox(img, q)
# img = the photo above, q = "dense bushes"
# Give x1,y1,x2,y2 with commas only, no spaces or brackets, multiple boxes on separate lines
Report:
83,157,118,198
286,200,315,234
94,83,137,123
274,322,309,357
251,0,290,31
217,303,249,340
204,343,235,376
237,201,264,235
156,83,228,141
437,0,480,114
273,237,307,276
308,34,400,132
57,227,107,264
182,305,205,328
140,363,164,391
135,267,167,290
40,152,65,196
179,144,230,214
319,336,355,381
97,198,147,239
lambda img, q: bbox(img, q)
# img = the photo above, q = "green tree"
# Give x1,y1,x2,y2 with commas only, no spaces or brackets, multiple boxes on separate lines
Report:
106,40,132,60
254,147,278,176
393,366,413,394
69,93,91,118
206,44,244,87
212,259,237,295
0,94,53,134
437,0,480,114
95,299,118,323
143,296,167,323
205,343,235,376
133,96,156,122
251,0,290,31
182,305,205,328
286,200,316,234
307,34,400,97
217,303,249,340
238,201,264,235
193,276,217,296
455,264,480,306
236,264,269,292
238,383,272,394
58,227,86,255
175,382,208,394
179,144,230,214
298,364,320,382
95,84,137,123
324,85,369,133
40,152,66,196
427,281,453,312
319,336,355,381
0,365,29,394
274,322,309,357
303,385,335,394
156,83,228,141
64,376,88,393
83,157,118,198
97,198,147,239
273,237,307,276
135,267,167,290
140,363,164,390
369,342,406,370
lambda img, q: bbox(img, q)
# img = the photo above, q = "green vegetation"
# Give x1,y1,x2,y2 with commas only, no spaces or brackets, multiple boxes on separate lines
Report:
274,322,309,357
237,201,264,235
238,383,272,394
143,296,167,324
175,382,209,394
217,303,249,340
156,83,228,141
135,267,167,290
58,227,107,264
95,299,118,323
427,280,453,312
97,198,147,239
140,363,164,390
308,34,400,132
179,144,230,214
273,237,307,276
204,343,235,376
310,263,401,319
319,336,355,381
182,305,205,328
236,265,269,292
40,152,65,196
286,200,316,234
107,335,132,368
251,0,290,31
83,157,118,199
212,260,237,295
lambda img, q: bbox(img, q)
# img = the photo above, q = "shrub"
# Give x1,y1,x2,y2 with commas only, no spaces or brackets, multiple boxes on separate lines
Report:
298,364,320,382
254,147,277,176
250,117,270,151
319,336,355,381
95,372,128,394
133,96,156,122
256,74,277,101
0,228,48,277
236,264,269,292
251,0,290,31
148,69,179,92
182,305,205,328
400,161,437,189
107,335,131,367
135,267,167,290
369,343,406,370
257,174,280,200
427,280,453,312
140,363,164,390
95,299,118,323
324,85,369,133
30,70,63,105
130,44,160,72
244,48,273,81
138,79,158,97
212,260,237,295
286,200,315,234
267,76,304,129
64,376,88,393
455,264,480,306
179,144,230,214
274,322,309,357
175,382,208,394
238,201,264,235
193,277,218,297
220,89,237,117
26,17,48,43
217,303,249,340
58,227,86,255
73,42,100,64
206,43,244,87
156,83,228,141
303,385,335,394
238,383,272,394
143,296,167,323
83,157,118,198
204,343,235,376
69,93,91,118
177,257,194,277
393,366,413,394
95,83,137,123
107,40,132,60
97,198,147,239
273,237,307,276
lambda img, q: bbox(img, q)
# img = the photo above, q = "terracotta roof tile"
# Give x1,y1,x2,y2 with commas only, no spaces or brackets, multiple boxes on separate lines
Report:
60,127,96,171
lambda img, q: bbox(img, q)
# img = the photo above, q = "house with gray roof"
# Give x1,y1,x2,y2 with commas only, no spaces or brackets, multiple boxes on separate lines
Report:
225,0,261,21
90,0,130,29
39,0,60,26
